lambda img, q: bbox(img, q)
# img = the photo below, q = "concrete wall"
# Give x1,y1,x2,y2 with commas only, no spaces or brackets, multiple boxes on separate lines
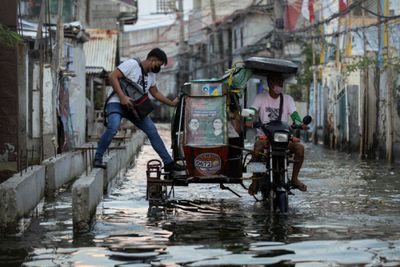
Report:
234,13,274,53
321,62,362,152
121,25,181,61
42,150,85,193
347,85,360,152
72,168,104,232
72,131,146,232
0,0,18,173
89,0,137,29
0,131,146,231
42,66,57,159
394,72,400,162
17,44,28,166
68,40,87,147
0,166,45,230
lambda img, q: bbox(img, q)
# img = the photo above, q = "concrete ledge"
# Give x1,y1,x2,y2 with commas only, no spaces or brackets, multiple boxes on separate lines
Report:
72,168,104,232
103,152,121,188
71,151,86,178
0,166,45,229
72,131,147,232
0,130,147,232
103,132,146,188
43,151,85,193
128,132,146,163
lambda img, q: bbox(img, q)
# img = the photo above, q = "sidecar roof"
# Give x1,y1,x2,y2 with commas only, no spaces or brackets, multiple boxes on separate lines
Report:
244,57,298,75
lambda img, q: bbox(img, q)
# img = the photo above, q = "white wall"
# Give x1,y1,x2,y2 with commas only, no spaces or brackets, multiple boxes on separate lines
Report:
138,0,192,16
69,42,87,146
43,66,55,135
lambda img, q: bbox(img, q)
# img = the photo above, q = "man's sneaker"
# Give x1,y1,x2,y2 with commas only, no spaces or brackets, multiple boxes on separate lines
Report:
164,162,186,172
93,159,107,169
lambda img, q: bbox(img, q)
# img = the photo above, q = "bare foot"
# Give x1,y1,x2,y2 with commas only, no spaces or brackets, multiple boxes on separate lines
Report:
291,179,307,192
248,179,259,195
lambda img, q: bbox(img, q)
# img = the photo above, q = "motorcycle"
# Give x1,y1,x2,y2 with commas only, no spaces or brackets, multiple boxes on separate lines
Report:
145,56,312,213
245,115,312,213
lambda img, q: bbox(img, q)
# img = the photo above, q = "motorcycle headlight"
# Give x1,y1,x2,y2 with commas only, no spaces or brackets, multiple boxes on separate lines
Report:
273,132,289,142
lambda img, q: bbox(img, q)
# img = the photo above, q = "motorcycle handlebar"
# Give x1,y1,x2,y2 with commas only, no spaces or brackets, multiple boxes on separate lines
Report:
253,122,305,130
252,115,312,130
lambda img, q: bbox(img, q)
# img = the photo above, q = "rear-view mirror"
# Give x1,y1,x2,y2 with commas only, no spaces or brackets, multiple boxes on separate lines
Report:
302,115,312,125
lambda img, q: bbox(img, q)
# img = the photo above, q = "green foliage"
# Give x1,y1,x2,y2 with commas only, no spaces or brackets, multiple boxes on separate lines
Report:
388,57,400,72
343,55,400,117
344,56,400,76
344,56,377,76
0,24,22,48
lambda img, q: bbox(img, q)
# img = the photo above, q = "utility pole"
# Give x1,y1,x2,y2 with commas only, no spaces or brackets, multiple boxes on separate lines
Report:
360,0,369,159
383,0,393,161
345,0,352,151
374,0,382,159
178,0,184,57
55,0,64,72
36,0,46,161
333,0,343,149
177,0,188,90
312,0,318,144
52,0,63,154
210,0,219,76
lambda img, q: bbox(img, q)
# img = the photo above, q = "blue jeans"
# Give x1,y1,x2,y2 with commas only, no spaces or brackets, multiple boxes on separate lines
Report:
94,102,173,165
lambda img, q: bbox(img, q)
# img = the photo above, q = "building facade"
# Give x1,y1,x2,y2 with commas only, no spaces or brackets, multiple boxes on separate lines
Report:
0,0,137,181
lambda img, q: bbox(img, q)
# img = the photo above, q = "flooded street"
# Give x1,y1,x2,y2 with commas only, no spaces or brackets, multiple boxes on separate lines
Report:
1,124,400,266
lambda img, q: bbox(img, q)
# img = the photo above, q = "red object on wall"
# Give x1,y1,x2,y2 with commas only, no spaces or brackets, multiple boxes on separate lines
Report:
285,0,303,32
339,0,347,12
308,0,315,24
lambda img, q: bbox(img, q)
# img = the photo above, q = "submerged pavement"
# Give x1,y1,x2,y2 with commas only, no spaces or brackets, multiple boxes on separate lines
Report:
1,124,399,266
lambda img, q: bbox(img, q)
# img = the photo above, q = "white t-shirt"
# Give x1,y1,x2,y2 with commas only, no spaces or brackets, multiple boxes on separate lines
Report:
108,59,157,103
251,92,296,135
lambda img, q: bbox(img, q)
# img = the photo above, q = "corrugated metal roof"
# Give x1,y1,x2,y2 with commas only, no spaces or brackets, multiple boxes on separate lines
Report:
84,29,118,74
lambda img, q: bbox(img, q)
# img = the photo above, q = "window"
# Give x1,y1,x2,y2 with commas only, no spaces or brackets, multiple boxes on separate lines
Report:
156,0,174,14
233,30,237,49
233,27,243,49
209,34,215,53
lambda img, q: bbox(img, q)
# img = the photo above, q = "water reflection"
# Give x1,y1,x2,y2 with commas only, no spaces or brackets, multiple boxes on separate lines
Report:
2,125,399,266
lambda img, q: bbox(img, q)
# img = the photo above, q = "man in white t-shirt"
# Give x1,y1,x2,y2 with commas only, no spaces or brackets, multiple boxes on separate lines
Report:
247,73,308,194
94,48,185,172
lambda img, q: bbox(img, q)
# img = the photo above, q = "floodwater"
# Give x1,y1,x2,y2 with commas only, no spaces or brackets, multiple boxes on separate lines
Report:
1,124,400,266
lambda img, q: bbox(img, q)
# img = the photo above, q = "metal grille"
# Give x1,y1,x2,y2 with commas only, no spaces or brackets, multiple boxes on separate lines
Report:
156,0,174,14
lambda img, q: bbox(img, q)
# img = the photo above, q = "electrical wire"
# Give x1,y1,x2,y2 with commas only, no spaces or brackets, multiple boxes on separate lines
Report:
121,0,400,60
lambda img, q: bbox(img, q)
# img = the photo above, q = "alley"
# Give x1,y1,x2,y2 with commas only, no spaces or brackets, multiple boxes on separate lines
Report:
0,124,398,266
2,0,400,265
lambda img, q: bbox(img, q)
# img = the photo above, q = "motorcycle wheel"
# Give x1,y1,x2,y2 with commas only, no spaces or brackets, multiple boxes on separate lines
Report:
259,174,270,201
274,191,288,213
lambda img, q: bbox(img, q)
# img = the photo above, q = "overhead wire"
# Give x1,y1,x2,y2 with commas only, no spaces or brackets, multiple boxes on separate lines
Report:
122,0,400,58
124,1,275,54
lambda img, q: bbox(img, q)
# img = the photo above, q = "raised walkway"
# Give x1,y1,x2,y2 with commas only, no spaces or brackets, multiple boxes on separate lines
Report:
0,131,146,232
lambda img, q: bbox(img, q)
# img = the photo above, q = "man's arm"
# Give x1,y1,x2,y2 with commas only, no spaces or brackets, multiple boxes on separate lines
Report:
244,107,258,127
290,111,309,132
244,94,262,127
109,69,134,108
286,94,305,127
290,111,302,125
149,85,179,107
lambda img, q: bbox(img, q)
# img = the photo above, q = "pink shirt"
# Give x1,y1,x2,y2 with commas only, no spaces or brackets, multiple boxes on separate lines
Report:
251,92,296,135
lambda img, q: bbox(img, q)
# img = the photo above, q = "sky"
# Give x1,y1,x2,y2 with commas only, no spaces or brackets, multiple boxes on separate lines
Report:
138,0,193,16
